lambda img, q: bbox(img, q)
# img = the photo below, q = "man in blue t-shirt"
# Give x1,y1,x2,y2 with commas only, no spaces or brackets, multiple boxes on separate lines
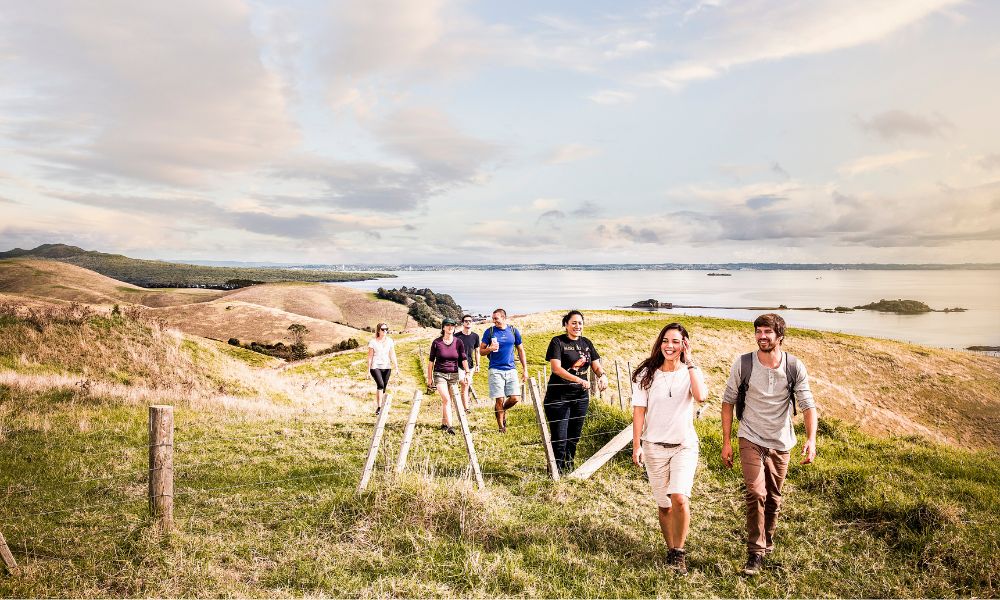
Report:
479,307,528,433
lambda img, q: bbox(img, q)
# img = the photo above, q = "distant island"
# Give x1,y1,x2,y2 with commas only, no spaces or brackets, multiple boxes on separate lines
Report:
0,244,392,289
854,299,967,315
707,272,732,276
631,297,967,316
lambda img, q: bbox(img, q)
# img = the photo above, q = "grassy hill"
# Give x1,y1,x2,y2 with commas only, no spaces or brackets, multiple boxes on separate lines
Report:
0,259,410,350
0,244,391,287
0,302,997,597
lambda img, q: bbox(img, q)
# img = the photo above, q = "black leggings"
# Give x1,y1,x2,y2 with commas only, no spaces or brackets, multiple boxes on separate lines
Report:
370,368,391,391
544,392,590,474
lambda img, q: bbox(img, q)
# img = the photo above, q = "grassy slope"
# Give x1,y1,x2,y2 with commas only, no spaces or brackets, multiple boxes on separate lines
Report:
0,260,410,349
0,244,390,287
0,310,997,597
0,259,224,307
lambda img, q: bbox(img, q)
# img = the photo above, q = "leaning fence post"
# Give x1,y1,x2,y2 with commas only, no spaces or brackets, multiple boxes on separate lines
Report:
395,390,423,474
451,383,485,490
148,405,174,531
359,392,393,492
528,379,560,480
0,528,16,573
615,360,625,411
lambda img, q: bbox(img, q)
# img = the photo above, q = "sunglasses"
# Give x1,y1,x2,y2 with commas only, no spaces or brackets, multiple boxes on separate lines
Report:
379,327,388,331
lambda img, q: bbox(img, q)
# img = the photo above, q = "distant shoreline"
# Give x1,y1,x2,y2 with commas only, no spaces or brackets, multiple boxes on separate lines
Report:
180,261,1000,272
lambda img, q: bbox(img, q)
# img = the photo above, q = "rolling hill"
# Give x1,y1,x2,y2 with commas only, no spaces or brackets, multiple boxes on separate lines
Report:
0,258,410,349
0,243,391,287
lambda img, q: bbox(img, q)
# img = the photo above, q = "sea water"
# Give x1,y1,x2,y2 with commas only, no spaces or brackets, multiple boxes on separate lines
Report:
338,269,1000,349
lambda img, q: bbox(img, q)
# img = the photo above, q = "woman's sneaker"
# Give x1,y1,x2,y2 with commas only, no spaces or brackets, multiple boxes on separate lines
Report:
666,548,688,575
447,426,456,435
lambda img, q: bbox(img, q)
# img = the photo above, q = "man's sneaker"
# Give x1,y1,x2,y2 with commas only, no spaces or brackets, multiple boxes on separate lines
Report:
440,424,448,431
666,548,688,575
447,426,456,435
743,553,764,576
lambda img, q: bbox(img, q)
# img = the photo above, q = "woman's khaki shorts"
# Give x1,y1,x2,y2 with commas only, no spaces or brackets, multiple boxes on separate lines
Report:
642,440,699,508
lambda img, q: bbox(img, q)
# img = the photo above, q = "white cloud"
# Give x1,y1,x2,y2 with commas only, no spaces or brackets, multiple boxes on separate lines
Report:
532,198,560,210
545,144,601,165
640,0,962,89
604,40,654,59
0,1,298,186
839,150,929,177
588,90,636,105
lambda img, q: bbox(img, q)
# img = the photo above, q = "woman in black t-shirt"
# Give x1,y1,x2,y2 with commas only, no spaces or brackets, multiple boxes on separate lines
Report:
543,310,608,474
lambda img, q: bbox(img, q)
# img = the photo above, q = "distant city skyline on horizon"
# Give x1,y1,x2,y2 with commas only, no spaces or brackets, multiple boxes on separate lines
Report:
1,1,998,264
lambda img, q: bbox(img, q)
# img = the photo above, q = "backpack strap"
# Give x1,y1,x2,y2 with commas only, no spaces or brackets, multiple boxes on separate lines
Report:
784,352,800,416
735,352,754,421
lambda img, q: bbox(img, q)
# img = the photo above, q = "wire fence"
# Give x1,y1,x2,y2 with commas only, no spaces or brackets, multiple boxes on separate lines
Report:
0,362,645,572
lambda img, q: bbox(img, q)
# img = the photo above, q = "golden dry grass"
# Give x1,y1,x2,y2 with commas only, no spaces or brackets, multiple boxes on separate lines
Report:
0,258,224,307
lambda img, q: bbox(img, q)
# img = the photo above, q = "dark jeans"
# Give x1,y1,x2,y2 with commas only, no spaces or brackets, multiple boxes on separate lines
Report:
370,368,391,391
544,393,589,474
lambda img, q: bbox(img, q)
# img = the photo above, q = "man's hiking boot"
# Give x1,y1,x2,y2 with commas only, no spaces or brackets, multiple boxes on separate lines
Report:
666,548,688,575
447,426,456,435
743,553,764,575
440,424,448,432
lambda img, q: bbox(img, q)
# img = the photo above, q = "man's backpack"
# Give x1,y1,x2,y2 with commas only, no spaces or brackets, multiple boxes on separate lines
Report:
735,352,802,421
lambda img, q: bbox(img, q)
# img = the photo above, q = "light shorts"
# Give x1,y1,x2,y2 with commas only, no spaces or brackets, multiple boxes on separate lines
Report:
642,440,699,508
433,371,460,388
488,368,520,399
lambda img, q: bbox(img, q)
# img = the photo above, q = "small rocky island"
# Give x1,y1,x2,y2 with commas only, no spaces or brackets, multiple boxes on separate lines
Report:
632,299,673,309
854,299,967,315
707,272,732,276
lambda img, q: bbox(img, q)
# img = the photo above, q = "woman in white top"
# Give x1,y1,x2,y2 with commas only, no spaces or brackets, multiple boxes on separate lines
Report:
631,322,708,575
367,322,398,415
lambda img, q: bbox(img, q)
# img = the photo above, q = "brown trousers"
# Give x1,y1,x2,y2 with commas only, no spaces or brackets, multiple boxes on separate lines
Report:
738,438,790,556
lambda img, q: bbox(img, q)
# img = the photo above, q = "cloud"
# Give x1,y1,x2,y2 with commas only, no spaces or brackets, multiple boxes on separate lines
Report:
975,153,1000,171
372,106,501,180
588,90,636,105
638,0,961,89
596,223,660,244
746,194,786,209
571,201,602,218
532,198,559,210
545,143,600,165
771,162,790,180
537,210,567,227
54,192,395,240
856,110,952,140
838,150,929,176
0,1,298,186
604,40,653,59
272,107,500,213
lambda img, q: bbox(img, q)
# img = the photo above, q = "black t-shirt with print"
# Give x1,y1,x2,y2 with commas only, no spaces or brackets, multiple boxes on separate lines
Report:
544,334,600,401
454,331,480,366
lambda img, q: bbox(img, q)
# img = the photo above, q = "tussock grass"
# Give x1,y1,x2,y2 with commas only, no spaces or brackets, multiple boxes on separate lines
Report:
0,307,998,597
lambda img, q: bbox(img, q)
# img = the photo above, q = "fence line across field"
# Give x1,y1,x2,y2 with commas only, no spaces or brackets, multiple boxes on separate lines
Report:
0,357,646,573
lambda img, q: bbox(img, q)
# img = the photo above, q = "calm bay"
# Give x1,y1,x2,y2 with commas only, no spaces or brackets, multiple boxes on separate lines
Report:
338,269,1000,350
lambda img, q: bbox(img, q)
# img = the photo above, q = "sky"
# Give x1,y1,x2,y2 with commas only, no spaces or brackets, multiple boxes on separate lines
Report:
1,0,999,264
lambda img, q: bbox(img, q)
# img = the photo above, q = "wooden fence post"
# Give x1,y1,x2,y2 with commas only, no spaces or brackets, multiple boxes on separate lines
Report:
451,383,485,490
528,379,560,480
568,426,633,480
395,390,423,474
615,360,625,411
359,392,393,492
0,529,16,573
148,405,174,531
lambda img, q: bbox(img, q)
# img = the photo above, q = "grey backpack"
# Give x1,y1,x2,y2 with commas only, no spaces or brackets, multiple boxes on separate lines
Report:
735,352,801,421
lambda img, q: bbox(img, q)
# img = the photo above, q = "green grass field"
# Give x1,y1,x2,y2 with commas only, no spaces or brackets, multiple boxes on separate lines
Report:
0,309,998,597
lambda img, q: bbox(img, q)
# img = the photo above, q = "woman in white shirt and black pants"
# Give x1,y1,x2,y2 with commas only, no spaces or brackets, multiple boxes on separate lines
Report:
367,322,399,415
631,322,708,575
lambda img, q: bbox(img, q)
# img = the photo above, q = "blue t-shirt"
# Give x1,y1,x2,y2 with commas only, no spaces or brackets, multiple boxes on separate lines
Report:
481,325,522,370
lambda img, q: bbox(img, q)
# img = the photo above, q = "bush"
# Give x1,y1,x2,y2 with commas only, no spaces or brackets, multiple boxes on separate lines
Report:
377,286,462,328
228,338,240,346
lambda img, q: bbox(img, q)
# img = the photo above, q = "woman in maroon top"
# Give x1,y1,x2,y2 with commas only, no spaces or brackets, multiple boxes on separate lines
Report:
427,317,468,435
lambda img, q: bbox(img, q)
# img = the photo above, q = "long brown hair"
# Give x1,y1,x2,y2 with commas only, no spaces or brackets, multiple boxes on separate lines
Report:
631,322,689,391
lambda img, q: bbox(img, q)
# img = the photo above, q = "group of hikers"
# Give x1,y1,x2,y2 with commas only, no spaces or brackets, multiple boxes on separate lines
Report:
366,309,818,577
